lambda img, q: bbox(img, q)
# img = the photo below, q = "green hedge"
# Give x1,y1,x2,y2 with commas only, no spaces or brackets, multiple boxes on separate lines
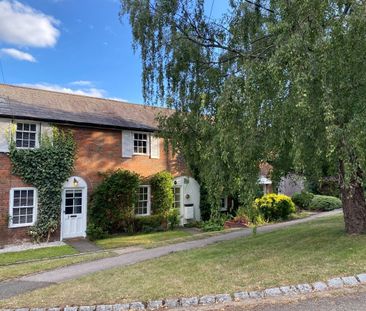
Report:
150,171,174,217
133,215,165,233
292,191,314,210
89,169,140,234
309,195,342,211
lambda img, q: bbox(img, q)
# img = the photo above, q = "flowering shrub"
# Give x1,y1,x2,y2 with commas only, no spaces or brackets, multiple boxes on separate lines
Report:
253,194,296,221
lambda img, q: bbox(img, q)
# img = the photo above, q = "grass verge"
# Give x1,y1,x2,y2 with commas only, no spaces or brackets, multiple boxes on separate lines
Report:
0,245,78,265
0,251,114,282
2,215,365,308
95,230,193,249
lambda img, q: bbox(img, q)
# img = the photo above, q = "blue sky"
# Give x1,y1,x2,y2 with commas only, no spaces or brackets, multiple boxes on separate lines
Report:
0,0,226,104
0,0,144,103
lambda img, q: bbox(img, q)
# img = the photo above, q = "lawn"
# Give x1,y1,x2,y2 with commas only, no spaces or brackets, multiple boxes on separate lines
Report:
0,245,78,265
0,245,116,281
2,215,366,308
0,251,114,282
95,230,193,249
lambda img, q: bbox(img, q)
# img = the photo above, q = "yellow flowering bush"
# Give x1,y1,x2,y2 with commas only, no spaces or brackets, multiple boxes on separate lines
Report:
253,193,296,221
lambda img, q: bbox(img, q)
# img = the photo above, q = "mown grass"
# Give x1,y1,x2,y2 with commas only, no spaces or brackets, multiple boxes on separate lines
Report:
95,230,192,249
2,215,365,309
0,251,114,282
0,245,78,265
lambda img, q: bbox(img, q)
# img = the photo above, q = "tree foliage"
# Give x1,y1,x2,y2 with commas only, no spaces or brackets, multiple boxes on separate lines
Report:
121,0,366,233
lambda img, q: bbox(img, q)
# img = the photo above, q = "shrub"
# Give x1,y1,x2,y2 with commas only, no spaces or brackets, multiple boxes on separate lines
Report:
201,215,228,232
133,215,165,233
167,208,180,230
253,194,296,221
86,223,108,241
292,191,314,210
89,169,140,234
150,171,174,219
309,195,342,211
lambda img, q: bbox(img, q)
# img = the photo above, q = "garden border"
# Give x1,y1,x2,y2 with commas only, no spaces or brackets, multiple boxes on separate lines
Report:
2,273,366,311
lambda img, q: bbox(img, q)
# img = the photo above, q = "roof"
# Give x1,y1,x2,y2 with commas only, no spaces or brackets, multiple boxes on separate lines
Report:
0,84,171,131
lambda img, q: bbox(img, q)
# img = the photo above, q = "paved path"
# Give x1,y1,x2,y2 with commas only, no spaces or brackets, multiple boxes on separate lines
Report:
64,238,101,253
0,210,341,300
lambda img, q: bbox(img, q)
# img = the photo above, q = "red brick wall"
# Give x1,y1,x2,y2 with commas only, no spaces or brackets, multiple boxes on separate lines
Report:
0,125,187,245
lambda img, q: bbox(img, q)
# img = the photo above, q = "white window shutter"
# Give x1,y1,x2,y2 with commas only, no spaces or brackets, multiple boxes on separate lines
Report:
40,122,53,144
150,134,160,159
122,130,133,158
0,118,11,153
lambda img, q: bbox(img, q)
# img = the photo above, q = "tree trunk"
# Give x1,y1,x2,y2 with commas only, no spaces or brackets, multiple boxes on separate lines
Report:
339,160,366,234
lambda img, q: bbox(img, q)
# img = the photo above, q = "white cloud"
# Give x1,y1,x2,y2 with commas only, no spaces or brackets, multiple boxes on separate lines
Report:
1,48,36,62
19,83,106,98
108,97,128,102
0,0,60,47
70,80,94,87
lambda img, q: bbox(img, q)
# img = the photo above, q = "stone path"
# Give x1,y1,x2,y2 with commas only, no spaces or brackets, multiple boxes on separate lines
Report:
0,210,341,300
64,238,101,253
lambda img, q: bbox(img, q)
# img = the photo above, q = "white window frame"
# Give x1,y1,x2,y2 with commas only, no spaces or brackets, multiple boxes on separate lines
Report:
14,120,40,149
135,185,151,216
220,197,228,212
9,187,38,228
172,186,182,209
133,132,149,155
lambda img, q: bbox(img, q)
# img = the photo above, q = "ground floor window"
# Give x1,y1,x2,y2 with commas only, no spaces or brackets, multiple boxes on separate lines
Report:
172,186,181,209
220,197,234,212
9,188,37,228
135,185,151,216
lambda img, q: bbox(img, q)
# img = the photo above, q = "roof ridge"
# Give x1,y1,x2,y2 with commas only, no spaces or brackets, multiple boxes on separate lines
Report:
0,83,171,111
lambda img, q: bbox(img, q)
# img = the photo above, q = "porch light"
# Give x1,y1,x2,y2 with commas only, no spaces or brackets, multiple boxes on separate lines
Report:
73,178,79,187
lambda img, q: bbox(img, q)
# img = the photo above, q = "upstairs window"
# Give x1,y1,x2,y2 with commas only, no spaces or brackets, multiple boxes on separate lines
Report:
133,133,148,154
9,188,37,228
15,122,38,149
135,186,151,216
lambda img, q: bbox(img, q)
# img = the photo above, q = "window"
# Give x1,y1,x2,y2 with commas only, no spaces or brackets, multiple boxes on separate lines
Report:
172,186,181,209
220,197,234,212
220,197,227,211
65,190,83,214
15,122,38,149
133,132,148,154
135,186,150,216
9,188,37,228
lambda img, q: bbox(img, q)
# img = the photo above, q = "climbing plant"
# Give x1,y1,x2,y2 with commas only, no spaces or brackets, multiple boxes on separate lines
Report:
9,128,76,242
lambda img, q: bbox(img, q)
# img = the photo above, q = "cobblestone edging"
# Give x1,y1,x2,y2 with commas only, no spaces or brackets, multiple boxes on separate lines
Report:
3,273,366,311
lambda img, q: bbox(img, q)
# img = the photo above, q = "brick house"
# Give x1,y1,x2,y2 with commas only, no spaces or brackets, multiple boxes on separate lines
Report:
0,84,201,245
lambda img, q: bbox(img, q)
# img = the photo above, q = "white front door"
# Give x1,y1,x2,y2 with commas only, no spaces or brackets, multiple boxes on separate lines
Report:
62,188,86,239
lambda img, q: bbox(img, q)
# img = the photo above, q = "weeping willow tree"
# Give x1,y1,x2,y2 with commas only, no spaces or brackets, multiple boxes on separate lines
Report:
121,0,366,234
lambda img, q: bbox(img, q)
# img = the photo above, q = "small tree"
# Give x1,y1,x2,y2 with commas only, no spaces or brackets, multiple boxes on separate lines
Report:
89,169,140,234
150,171,174,227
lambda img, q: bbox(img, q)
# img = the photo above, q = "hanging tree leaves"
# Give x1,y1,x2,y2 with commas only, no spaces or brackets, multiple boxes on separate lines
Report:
121,0,366,234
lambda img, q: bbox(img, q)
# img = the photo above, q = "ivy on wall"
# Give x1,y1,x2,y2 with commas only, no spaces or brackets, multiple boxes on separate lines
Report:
9,128,76,242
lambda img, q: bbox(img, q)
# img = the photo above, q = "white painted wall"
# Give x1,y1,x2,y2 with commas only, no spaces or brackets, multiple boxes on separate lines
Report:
173,176,200,225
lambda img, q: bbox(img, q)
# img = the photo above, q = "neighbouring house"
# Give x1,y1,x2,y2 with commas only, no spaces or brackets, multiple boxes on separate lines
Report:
0,84,201,245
